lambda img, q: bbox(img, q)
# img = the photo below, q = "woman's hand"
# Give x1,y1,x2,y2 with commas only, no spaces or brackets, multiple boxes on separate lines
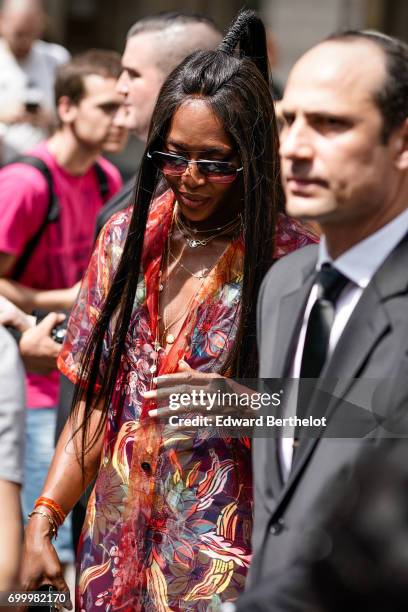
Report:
20,514,73,610
144,360,265,422
144,360,224,419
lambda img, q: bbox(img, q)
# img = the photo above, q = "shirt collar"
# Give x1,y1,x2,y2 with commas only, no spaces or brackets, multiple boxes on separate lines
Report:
317,208,408,288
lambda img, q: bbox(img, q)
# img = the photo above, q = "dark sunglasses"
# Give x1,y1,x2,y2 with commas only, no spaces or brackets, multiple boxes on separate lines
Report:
147,151,243,184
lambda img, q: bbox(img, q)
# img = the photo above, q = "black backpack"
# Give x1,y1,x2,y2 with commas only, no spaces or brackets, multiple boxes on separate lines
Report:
11,156,110,280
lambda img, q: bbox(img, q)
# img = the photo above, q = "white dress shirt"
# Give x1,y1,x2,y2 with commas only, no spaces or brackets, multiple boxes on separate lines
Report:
280,208,408,479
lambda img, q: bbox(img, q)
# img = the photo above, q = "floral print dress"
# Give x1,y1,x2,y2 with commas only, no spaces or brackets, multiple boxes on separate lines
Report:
58,190,317,611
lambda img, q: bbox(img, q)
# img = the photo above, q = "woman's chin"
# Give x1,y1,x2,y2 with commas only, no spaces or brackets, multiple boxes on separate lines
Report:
177,199,215,223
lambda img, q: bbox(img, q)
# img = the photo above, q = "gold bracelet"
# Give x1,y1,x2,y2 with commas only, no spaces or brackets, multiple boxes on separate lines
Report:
28,510,58,539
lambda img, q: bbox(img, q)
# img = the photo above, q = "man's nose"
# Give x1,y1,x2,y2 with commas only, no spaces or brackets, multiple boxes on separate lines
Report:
112,106,128,128
279,119,314,160
116,73,128,95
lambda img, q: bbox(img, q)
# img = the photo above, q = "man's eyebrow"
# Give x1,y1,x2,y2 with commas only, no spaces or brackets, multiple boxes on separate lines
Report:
98,101,121,109
121,64,140,76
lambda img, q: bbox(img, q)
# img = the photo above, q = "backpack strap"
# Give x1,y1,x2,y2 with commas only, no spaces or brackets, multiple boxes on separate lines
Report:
11,158,110,281
11,156,60,281
94,161,110,202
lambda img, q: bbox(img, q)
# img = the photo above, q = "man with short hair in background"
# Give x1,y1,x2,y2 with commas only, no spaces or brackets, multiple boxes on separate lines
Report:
95,11,222,233
0,49,126,569
0,0,70,163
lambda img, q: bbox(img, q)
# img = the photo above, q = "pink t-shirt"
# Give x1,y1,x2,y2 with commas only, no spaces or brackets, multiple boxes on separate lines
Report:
0,141,122,407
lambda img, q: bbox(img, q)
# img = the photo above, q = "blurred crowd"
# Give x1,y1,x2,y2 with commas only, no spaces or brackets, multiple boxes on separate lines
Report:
0,1,408,611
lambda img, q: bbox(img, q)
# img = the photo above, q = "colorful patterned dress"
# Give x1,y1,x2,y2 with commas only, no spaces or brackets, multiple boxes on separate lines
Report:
58,190,317,611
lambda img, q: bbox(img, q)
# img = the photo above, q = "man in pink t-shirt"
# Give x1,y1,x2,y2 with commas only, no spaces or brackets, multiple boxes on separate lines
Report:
0,49,127,565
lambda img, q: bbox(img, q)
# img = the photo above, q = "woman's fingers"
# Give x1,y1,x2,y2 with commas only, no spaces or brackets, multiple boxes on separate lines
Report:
44,552,72,608
20,538,73,610
145,370,226,417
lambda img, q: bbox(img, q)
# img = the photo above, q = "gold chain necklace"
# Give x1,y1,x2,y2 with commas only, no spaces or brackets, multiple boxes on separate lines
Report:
168,245,210,279
175,202,242,233
156,207,241,347
175,205,242,248
159,231,206,346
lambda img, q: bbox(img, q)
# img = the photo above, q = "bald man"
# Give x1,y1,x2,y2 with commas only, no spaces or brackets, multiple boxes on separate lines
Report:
0,0,70,163
235,30,408,612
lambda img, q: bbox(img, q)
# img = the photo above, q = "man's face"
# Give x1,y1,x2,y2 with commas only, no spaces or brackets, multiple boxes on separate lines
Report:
0,10,43,59
68,75,128,153
280,40,404,232
116,32,166,141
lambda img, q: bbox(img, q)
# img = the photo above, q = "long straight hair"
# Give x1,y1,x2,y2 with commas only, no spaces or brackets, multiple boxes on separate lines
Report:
72,9,283,457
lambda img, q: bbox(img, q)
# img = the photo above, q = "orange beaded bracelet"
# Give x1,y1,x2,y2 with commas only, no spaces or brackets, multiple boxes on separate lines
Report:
34,496,66,527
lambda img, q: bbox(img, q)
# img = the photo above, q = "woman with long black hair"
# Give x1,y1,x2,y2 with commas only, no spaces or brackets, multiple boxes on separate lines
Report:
21,9,316,611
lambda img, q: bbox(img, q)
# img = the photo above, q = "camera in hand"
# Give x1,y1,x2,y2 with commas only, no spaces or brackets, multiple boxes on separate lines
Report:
33,310,68,344
51,318,68,344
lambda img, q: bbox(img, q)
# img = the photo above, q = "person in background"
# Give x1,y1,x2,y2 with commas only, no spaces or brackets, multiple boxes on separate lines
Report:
265,26,284,100
0,0,70,164
0,295,64,375
95,11,222,234
0,296,63,590
0,49,126,572
0,324,25,592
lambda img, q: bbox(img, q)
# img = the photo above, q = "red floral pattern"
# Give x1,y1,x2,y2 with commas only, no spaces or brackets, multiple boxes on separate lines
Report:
58,190,317,611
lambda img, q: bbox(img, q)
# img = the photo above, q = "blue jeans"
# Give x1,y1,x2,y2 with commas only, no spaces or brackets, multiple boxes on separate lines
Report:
22,408,74,564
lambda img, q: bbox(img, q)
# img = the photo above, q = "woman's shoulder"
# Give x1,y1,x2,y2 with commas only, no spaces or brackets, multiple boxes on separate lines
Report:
99,207,132,245
101,189,174,240
274,212,319,260
96,190,174,262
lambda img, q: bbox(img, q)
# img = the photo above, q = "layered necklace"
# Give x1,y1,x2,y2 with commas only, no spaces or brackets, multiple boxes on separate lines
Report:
156,207,242,347
174,204,242,248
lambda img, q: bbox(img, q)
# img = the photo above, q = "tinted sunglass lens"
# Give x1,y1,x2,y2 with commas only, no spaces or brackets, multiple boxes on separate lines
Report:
150,152,240,181
152,152,186,175
199,161,238,183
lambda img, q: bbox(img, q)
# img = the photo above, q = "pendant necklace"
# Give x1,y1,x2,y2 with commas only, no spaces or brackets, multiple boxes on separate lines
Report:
174,204,242,248
158,230,206,346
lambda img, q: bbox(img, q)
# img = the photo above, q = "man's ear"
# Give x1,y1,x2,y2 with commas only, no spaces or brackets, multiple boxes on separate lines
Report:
394,118,408,170
56,96,78,125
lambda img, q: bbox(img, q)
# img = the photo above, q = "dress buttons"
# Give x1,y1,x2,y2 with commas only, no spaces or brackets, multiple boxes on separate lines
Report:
141,461,152,474
270,518,285,535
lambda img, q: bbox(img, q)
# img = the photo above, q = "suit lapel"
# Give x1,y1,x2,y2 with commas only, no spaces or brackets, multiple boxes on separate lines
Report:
261,262,316,505
272,232,408,518
272,272,316,378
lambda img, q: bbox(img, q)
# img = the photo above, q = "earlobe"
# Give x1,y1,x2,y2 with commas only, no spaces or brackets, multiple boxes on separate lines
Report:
394,119,408,170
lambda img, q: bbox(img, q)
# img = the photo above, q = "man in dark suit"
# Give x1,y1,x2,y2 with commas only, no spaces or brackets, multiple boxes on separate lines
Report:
234,30,408,611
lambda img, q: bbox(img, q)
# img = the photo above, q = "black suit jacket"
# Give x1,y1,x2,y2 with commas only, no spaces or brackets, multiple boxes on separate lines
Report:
237,233,408,611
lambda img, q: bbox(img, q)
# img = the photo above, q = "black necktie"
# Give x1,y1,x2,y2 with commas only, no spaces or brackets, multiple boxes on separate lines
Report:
295,264,349,438
300,264,349,380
